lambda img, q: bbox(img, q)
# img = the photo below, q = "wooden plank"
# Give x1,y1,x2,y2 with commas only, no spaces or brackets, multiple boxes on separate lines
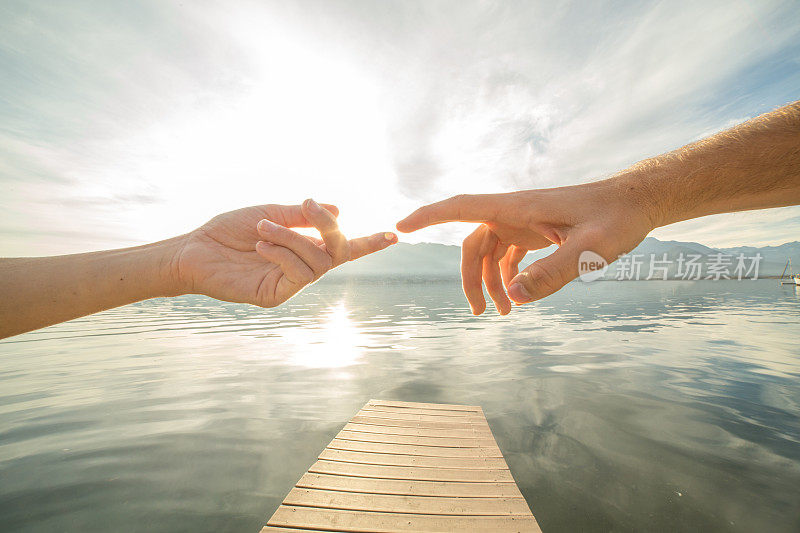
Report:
336,429,498,448
361,404,485,419
308,460,515,482
262,400,539,532
318,449,509,469
327,438,503,457
268,506,541,532
356,410,488,424
351,415,490,430
295,473,525,498
358,405,485,421
344,422,491,438
261,528,331,533
282,487,532,516
261,526,333,533
368,399,482,412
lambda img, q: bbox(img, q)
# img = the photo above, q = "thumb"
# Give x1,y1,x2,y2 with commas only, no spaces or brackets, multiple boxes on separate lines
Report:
507,240,583,303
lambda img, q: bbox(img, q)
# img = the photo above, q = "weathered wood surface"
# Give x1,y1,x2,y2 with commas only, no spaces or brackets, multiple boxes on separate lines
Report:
262,399,541,532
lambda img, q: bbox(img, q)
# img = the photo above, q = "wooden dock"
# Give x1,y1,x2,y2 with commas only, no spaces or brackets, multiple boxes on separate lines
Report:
261,399,541,532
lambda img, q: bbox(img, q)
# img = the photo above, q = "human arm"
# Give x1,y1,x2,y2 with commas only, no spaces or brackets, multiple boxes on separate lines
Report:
397,100,800,315
0,199,397,339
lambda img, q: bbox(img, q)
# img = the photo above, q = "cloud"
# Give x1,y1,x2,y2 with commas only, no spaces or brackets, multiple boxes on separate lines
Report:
363,0,800,191
0,0,799,254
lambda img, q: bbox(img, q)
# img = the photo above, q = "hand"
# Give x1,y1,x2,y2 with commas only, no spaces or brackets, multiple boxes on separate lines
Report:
174,199,397,307
396,176,656,314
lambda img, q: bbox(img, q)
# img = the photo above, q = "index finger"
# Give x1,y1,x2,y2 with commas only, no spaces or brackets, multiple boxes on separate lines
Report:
395,193,508,233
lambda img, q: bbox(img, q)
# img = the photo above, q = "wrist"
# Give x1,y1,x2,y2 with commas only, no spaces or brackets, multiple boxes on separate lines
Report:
608,166,668,231
143,235,190,298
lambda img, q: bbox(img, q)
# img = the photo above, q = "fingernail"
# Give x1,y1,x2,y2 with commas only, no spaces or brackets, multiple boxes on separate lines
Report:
307,198,322,212
508,282,532,303
258,219,277,231
384,232,397,242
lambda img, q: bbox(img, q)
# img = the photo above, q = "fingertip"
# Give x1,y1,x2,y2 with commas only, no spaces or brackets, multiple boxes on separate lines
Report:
257,219,278,233
493,297,512,315
305,198,322,213
469,300,486,315
508,279,533,304
396,212,422,233
369,232,398,252
301,198,339,218
370,232,398,254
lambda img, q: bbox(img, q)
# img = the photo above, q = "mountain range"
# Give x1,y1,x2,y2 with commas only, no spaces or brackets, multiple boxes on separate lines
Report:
330,237,800,279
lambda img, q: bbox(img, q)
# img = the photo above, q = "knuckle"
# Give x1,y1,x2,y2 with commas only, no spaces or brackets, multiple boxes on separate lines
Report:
297,269,314,285
290,232,311,249
312,253,333,275
492,243,508,262
478,229,497,255
526,262,563,295
578,227,607,249
462,231,483,251
318,218,338,232
332,238,350,260
262,205,279,219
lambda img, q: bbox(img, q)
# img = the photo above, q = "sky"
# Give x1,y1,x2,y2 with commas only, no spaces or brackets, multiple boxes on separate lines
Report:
1,0,799,256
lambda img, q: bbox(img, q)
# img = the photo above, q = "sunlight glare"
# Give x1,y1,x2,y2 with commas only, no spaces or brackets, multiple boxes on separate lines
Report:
103,8,396,244
280,301,366,368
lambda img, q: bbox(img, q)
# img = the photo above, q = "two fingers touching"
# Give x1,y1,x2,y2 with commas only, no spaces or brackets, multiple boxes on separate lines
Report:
255,199,397,297
255,185,646,313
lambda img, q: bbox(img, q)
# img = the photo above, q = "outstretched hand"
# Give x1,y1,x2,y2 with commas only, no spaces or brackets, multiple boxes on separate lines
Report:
396,179,656,315
175,199,397,307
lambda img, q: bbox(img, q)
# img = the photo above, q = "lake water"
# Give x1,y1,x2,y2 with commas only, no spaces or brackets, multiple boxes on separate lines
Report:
1,279,799,532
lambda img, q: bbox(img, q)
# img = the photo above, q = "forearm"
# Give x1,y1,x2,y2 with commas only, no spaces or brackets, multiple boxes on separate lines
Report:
616,101,800,228
0,237,184,339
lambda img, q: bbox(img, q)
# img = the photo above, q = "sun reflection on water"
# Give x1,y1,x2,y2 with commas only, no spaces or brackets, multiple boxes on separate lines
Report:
280,301,366,368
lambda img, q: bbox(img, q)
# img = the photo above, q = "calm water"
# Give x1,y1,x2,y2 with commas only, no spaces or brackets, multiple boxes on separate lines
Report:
1,280,799,532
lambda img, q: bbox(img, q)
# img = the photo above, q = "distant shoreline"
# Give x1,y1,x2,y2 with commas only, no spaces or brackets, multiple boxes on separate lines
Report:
320,276,790,283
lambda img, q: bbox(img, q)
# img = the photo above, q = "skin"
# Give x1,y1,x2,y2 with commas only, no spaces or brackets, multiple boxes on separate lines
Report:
0,199,397,339
397,100,800,315
2,103,797,334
